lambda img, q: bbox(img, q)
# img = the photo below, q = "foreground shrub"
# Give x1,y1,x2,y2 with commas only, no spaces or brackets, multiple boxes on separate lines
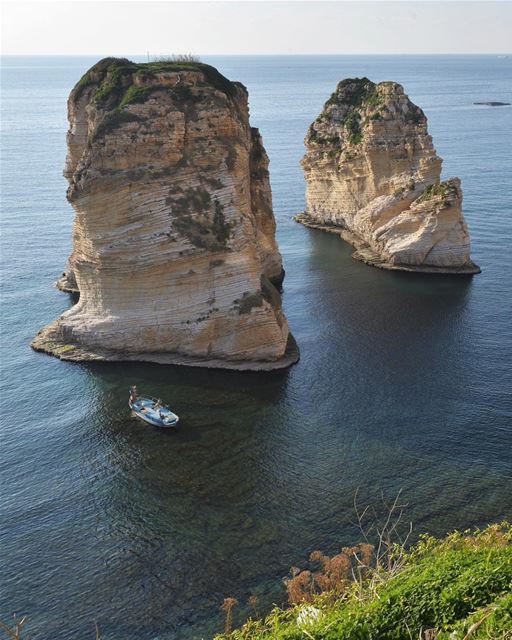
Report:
215,523,512,640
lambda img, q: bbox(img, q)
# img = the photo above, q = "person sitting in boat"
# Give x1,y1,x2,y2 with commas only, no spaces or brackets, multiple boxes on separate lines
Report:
129,386,138,404
154,399,163,410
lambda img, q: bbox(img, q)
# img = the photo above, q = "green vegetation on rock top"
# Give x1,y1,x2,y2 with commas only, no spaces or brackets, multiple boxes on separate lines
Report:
215,523,512,640
326,77,383,110
73,56,240,140
311,77,424,151
73,56,239,108
312,78,385,149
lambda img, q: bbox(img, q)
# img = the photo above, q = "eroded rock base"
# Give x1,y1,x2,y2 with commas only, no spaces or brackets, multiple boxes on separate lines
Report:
32,325,299,371
294,214,481,275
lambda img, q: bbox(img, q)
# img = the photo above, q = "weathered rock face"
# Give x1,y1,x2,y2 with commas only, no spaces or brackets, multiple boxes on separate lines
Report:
299,78,480,273
33,58,298,369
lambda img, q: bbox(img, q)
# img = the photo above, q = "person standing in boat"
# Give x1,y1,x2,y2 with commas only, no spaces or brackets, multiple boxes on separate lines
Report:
129,386,138,404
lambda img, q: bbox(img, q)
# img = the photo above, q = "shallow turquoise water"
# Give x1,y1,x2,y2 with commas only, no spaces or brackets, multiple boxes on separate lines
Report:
1,55,511,639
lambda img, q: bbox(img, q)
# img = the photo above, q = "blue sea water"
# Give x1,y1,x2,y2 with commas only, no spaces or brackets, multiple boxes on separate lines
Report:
1,55,511,639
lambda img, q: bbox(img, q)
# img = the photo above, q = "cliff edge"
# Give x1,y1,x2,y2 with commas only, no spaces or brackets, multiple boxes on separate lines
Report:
298,78,480,274
32,58,298,370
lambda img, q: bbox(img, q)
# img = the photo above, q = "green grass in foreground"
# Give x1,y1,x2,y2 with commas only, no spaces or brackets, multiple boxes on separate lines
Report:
215,523,512,640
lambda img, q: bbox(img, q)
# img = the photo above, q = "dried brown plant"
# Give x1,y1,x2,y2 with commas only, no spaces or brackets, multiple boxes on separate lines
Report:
284,568,316,604
283,490,412,605
248,595,259,619
0,614,29,640
220,597,238,636
285,541,375,604
353,488,413,577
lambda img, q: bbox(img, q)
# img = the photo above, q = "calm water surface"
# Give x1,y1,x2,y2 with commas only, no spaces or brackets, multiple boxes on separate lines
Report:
1,55,511,639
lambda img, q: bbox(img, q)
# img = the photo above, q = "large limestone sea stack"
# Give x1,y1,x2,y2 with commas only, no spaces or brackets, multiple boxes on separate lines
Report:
32,58,298,369
298,78,480,274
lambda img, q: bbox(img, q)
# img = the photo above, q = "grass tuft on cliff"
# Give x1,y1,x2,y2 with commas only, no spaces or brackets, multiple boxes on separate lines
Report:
416,180,459,206
214,523,512,640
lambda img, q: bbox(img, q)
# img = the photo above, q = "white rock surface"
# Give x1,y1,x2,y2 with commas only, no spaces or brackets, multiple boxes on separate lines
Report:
299,78,479,274
33,58,298,369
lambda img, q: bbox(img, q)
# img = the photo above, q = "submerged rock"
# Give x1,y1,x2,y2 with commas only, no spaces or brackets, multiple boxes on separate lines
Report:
299,78,480,274
33,57,298,369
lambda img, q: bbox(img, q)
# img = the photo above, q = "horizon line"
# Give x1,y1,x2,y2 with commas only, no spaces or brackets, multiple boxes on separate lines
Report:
2,52,511,57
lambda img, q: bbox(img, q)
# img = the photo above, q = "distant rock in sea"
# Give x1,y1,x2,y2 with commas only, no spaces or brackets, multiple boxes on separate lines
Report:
32,57,298,369
473,101,510,106
298,78,480,274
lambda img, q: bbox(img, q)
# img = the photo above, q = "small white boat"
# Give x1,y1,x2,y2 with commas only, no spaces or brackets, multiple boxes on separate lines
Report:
129,388,179,428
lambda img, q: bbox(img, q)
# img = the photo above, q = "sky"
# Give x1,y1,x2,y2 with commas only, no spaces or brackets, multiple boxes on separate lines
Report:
1,0,511,55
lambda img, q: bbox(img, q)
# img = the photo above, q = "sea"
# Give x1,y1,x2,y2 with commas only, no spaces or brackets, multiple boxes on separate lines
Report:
1,55,511,639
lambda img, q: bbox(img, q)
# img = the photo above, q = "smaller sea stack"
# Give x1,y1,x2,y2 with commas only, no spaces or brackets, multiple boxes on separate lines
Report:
298,78,480,274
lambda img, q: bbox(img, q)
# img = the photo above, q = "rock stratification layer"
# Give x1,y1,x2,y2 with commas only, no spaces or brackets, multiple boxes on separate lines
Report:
33,58,297,369
299,78,480,274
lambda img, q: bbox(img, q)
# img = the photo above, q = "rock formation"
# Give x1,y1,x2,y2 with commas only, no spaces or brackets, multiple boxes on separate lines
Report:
32,57,298,369
298,78,480,274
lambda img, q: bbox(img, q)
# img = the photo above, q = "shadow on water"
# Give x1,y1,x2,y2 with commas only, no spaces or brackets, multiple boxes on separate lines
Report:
300,230,475,386
84,359,291,413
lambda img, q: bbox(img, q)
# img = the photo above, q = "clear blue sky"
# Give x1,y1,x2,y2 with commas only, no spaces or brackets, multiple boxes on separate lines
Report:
2,1,511,55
